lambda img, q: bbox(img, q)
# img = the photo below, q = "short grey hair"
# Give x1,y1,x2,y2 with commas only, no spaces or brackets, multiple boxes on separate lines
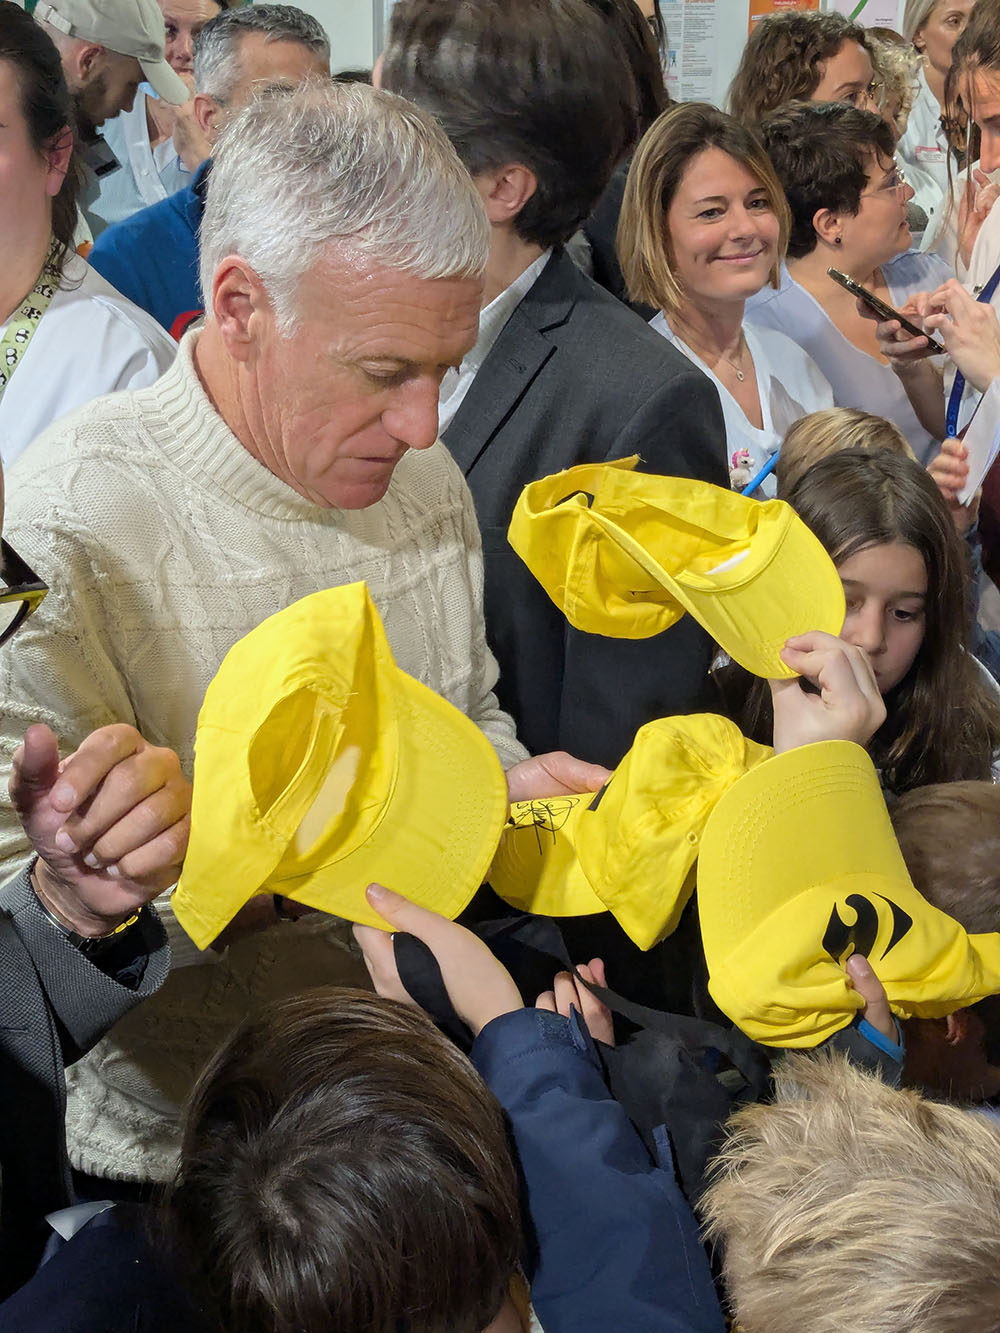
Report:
199,80,490,331
193,4,330,102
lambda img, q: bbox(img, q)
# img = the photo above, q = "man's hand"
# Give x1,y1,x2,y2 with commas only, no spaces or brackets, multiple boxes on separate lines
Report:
536,959,615,1045
928,437,978,534
11,723,191,937
505,750,611,803
769,632,886,754
353,883,523,1036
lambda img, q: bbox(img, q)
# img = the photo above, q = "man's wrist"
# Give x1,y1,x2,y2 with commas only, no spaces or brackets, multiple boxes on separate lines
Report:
30,859,137,938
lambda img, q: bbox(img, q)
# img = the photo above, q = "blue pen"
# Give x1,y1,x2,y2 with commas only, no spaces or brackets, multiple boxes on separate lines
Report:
741,451,779,498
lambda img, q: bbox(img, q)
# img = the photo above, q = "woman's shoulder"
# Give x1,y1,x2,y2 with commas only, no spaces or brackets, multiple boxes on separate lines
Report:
53,253,176,365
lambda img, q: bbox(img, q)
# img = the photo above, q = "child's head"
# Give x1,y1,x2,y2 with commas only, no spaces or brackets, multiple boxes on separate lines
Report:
891,782,1000,1101
700,1050,1000,1332
777,408,914,499
170,987,521,1333
785,449,1000,789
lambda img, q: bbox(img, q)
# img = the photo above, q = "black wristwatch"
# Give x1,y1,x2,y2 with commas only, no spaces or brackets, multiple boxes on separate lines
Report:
36,895,142,957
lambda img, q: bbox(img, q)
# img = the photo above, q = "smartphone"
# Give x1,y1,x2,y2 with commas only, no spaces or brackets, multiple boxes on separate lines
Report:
827,267,945,354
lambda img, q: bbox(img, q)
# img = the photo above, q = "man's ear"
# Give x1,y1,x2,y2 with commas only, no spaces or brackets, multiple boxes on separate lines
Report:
211,257,271,361
475,163,539,227
76,41,106,82
812,206,843,249
945,1011,971,1047
193,93,224,144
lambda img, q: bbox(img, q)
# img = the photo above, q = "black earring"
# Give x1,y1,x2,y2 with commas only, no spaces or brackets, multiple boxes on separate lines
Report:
834,237,842,245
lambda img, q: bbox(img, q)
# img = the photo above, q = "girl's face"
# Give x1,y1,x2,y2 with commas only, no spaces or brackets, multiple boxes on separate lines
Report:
916,1,974,80
665,147,781,309
0,59,66,247
837,541,928,693
836,152,914,271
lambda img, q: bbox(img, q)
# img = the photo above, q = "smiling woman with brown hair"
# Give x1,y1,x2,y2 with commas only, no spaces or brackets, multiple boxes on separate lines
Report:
618,101,832,494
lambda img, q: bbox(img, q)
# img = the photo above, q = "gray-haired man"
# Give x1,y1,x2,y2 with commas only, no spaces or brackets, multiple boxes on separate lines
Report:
0,79,603,1193
89,3,330,334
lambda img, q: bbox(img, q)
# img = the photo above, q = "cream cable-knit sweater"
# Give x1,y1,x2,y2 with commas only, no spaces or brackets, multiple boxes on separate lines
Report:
0,331,526,1181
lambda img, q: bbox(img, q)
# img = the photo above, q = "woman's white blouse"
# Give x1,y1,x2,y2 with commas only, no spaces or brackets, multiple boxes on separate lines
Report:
897,68,952,235
649,314,833,497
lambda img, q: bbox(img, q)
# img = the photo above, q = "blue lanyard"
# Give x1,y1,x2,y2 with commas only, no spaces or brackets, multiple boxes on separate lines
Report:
945,260,1000,436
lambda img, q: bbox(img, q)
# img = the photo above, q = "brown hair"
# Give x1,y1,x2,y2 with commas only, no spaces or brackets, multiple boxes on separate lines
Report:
718,449,1000,793
758,101,899,259
727,10,873,126
170,987,521,1333
891,781,1000,934
0,0,79,268
941,0,1000,171
777,408,914,499
618,101,789,315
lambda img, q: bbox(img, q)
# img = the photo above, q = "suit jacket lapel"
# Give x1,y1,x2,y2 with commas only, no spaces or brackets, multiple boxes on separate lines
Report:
444,250,576,476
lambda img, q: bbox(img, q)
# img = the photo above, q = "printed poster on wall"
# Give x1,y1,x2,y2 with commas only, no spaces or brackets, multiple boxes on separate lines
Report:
828,0,906,29
747,0,820,34
662,0,720,103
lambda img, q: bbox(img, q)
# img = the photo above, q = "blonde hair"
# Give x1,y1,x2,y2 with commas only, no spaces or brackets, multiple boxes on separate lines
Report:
617,101,789,316
868,31,922,136
701,1051,1000,1333
777,408,914,499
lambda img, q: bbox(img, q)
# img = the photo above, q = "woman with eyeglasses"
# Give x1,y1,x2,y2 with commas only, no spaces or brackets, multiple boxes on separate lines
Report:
0,2,175,469
727,10,881,125
747,101,952,465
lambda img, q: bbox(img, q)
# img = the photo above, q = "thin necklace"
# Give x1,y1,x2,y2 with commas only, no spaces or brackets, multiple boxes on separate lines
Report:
678,326,748,382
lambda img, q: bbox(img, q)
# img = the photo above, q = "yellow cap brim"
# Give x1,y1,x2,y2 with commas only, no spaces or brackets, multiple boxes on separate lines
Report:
699,741,1000,1048
487,793,606,918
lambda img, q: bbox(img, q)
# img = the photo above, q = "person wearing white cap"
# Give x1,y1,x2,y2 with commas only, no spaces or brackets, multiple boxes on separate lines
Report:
34,0,187,237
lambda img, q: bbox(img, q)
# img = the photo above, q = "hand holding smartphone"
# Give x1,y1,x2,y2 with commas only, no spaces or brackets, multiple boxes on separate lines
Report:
827,267,945,355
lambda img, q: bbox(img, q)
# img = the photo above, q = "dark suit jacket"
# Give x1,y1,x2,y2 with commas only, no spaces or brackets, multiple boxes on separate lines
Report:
443,248,729,767
0,867,168,1294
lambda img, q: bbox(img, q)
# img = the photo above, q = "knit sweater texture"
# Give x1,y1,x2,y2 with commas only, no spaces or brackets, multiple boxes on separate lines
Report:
0,331,525,1180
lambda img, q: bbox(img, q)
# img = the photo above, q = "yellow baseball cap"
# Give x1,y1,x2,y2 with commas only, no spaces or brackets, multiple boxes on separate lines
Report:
697,741,1000,1048
172,583,509,949
507,457,846,678
487,714,772,949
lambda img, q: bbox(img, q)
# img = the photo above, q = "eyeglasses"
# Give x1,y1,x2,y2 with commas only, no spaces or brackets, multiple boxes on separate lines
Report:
0,539,47,648
845,78,884,109
864,166,909,199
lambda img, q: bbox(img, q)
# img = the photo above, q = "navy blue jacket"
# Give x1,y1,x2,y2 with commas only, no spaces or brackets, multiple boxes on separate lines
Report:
471,1007,726,1333
89,161,210,339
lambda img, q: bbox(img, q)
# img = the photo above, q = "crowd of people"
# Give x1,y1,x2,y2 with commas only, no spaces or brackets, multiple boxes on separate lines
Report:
4,0,1000,1327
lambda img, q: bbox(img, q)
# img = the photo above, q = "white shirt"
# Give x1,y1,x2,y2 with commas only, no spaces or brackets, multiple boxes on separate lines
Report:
649,314,833,496
94,92,191,230
897,68,952,235
438,249,552,433
0,252,177,468
745,251,953,465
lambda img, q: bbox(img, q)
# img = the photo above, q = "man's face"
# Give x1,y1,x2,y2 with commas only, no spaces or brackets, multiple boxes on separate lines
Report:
243,247,482,509
201,33,329,144
75,49,142,133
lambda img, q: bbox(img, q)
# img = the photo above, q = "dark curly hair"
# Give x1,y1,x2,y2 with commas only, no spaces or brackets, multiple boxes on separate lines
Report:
757,101,897,259
727,10,873,126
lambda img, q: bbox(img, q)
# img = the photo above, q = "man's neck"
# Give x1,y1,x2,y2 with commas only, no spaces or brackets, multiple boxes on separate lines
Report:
1,226,54,325
482,226,545,308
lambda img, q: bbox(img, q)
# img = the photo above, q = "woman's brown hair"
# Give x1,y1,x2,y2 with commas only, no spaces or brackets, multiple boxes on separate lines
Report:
618,101,790,315
718,449,1000,793
0,0,79,269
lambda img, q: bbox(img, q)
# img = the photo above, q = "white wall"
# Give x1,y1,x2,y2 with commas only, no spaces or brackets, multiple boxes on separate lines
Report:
290,0,376,72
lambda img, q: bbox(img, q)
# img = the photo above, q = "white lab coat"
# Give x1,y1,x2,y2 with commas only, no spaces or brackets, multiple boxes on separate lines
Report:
897,68,953,238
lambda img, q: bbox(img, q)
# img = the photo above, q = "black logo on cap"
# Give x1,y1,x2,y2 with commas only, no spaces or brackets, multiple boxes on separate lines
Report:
822,894,913,965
